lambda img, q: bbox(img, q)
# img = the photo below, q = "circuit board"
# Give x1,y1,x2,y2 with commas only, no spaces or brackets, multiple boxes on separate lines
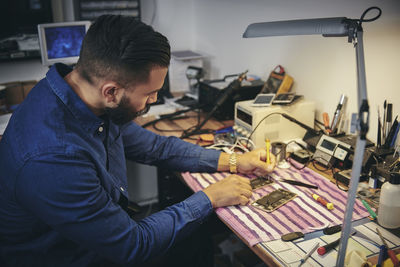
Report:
250,176,274,189
251,189,297,212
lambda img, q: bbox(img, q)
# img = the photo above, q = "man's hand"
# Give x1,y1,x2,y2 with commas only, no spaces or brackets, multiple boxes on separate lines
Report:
202,175,252,208
237,148,276,176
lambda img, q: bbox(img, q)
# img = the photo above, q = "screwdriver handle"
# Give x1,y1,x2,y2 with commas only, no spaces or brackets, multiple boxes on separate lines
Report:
387,249,399,267
312,194,334,210
317,238,340,255
323,112,331,133
376,227,399,267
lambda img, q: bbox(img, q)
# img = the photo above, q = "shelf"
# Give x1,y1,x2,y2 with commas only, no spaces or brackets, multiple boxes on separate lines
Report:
77,0,141,21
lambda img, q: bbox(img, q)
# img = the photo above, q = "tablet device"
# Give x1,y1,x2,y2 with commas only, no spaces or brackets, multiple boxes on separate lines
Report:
272,93,295,104
251,94,275,107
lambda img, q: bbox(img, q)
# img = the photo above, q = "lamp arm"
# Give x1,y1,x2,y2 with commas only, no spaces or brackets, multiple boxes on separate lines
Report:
336,29,370,267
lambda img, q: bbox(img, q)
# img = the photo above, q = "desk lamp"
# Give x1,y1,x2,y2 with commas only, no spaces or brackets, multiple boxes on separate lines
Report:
243,6,381,266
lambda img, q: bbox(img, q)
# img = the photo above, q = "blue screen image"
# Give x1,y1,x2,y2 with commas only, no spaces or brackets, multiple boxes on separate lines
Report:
45,26,86,59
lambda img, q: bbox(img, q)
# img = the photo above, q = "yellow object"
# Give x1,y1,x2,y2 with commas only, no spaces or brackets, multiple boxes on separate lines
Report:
199,134,214,142
261,65,294,95
229,153,237,173
345,250,368,267
266,139,271,165
326,203,334,210
312,193,334,210
373,253,400,267
276,73,294,95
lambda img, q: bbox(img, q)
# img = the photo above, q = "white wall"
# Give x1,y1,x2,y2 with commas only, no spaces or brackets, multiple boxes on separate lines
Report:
142,0,195,50
0,0,398,143
143,0,400,143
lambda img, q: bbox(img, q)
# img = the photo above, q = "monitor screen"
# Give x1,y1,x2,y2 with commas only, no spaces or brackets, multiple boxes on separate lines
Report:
38,21,91,66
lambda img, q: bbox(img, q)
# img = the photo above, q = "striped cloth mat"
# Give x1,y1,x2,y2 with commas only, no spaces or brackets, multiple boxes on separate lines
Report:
181,160,371,247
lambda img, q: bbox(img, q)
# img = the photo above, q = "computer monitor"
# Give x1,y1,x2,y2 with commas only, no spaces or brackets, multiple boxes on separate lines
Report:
38,21,91,66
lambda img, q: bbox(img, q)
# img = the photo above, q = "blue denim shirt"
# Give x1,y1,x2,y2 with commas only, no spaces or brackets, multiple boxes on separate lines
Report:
0,63,221,266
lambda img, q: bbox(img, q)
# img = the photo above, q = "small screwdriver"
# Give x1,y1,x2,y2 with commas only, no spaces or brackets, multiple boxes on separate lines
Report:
266,139,271,165
312,193,334,210
317,237,340,255
323,112,332,134
317,231,356,255
376,228,399,267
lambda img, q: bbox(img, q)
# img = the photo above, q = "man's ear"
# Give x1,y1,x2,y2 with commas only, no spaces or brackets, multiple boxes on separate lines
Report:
101,82,123,105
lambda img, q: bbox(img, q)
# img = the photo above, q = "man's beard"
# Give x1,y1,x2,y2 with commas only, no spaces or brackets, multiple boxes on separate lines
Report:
105,95,150,125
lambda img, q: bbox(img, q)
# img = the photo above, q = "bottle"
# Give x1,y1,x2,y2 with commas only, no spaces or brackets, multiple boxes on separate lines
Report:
377,172,400,229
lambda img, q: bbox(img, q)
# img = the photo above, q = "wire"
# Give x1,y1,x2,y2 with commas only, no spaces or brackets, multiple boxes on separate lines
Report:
140,105,219,138
328,145,350,192
311,159,348,192
285,140,312,170
204,133,254,154
359,6,382,26
245,112,283,147
311,157,331,172
141,106,198,129
231,138,250,153
237,137,255,151
181,125,215,138
152,116,198,132
205,143,231,150
315,119,324,126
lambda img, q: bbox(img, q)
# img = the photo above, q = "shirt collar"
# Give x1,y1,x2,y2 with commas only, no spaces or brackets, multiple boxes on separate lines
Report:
46,63,105,134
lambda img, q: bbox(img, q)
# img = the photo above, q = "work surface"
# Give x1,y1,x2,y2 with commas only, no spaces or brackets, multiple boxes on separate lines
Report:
181,160,400,266
138,110,400,266
260,220,400,266
182,159,369,246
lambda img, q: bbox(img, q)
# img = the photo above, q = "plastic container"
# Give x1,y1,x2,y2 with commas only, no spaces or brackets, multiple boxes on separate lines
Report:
377,172,400,229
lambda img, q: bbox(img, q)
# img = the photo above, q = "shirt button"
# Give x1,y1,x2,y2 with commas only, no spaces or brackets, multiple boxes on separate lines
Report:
120,187,125,192
98,126,104,133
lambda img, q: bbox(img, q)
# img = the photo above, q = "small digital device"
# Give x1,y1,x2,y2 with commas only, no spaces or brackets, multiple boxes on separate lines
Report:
38,21,91,66
290,149,313,164
251,94,275,107
312,134,352,166
251,189,296,212
250,176,274,189
272,93,296,104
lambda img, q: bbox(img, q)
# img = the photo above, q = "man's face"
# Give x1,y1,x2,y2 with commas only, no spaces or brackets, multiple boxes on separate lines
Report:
106,67,168,125
105,93,150,125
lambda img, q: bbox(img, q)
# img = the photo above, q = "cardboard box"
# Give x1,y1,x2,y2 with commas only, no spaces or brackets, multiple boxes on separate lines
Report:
1,80,37,109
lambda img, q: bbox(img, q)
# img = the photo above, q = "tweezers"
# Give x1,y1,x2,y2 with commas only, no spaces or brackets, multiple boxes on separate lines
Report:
280,179,318,189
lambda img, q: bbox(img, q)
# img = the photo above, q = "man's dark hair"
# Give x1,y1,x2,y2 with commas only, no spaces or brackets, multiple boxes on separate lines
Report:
75,15,171,87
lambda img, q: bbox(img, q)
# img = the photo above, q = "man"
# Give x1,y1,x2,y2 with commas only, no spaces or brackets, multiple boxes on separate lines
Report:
0,15,275,266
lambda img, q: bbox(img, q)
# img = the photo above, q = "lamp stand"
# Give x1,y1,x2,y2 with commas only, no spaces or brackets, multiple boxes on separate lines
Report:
336,29,369,267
